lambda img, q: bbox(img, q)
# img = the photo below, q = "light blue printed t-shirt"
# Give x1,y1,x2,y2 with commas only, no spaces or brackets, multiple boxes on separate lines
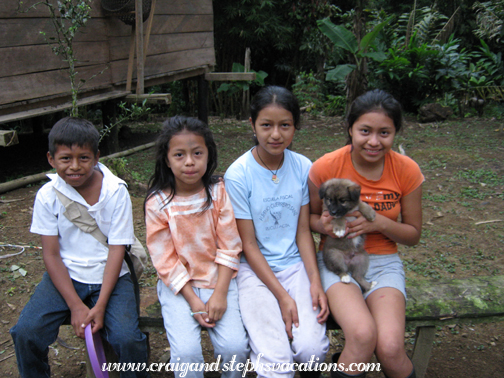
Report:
224,148,312,272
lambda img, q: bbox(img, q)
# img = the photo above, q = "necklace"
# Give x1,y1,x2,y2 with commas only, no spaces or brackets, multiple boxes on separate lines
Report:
256,147,284,184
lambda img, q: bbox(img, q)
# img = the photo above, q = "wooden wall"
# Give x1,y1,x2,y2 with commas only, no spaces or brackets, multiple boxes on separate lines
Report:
0,0,215,114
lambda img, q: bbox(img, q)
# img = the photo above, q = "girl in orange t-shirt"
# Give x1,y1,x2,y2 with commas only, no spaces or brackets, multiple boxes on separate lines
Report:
309,90,423,378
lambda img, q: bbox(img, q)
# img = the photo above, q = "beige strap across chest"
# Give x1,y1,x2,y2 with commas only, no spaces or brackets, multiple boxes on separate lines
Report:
53,187,108,247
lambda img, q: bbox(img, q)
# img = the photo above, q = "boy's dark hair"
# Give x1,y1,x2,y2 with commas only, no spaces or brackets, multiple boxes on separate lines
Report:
250,86,301,131
346,89,403,144
48,117,100,157
145,116,219,212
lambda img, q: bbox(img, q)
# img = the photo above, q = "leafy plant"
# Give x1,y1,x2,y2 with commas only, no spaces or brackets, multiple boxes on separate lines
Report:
17,0,97,117
99,101,152,142
292,72,324,113
214,63,268,118
317,16,390,109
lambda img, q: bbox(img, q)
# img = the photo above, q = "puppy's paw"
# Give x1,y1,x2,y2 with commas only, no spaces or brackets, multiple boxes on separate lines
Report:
370,281,378,289
341,274,351,284
334,228,346,238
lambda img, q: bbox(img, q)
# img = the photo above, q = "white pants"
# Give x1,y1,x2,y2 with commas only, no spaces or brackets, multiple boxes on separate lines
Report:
158,279,250,378
237,262,329,378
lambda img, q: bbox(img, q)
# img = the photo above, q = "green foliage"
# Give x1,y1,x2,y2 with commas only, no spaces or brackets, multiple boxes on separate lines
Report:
473,1,504,43
325,95,347,116
318,17,389,83
213,63,268,118
18,0,94,117
99,101,152,142
292,72,324,113
213,0,338,83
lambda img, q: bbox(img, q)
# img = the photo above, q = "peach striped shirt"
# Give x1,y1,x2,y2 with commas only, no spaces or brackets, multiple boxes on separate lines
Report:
145,181,242,294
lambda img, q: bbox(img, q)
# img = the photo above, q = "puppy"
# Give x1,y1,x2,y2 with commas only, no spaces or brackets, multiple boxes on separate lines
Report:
319,178,377,292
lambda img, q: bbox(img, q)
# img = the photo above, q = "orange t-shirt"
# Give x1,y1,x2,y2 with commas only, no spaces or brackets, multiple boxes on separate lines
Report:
309,145,424,255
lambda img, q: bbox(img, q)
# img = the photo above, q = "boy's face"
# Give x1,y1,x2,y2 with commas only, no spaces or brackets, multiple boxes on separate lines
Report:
47,144,100,189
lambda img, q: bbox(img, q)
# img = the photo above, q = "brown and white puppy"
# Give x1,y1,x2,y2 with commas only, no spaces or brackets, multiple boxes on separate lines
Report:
319,178,377,292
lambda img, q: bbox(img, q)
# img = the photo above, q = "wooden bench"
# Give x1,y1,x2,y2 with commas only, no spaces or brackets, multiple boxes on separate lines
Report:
132,275,504,378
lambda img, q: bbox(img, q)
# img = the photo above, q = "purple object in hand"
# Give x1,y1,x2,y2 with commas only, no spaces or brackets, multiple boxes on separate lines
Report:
85,323,109,378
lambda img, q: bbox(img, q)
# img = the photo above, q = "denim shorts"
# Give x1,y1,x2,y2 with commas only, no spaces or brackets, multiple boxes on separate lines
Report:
317,252,406,300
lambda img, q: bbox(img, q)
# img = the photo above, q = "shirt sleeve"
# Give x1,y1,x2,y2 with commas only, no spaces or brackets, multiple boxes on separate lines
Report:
223,167,252,220
396,154,425,196
309,154,329,189
145,195,190,294
30,189,59,236
214,183,242,271
107,185,135,245
301,156,312,206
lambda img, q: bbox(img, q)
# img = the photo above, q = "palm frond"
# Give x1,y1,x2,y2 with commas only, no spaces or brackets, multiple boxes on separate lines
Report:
433,6,460,44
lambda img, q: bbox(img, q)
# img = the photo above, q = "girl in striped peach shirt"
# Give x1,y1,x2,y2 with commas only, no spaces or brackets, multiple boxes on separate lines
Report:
145,116,249,378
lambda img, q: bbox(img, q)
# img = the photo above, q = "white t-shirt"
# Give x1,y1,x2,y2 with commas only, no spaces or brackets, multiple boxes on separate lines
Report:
224,148,311,272
30,162,134,284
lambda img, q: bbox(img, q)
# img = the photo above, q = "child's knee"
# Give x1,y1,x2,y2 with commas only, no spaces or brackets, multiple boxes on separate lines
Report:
215,337,250,361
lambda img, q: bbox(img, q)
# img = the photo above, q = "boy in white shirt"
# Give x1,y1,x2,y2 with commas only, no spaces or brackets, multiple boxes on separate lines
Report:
10,117,149,378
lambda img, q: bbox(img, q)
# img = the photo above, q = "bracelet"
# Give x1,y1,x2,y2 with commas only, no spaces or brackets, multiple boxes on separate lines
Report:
190,311,207,316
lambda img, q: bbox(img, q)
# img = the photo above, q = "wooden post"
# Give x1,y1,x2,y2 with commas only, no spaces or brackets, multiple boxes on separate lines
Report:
411,326,436,378
241,47,251,119
126,25,136,93
100,100,119,155
197,74,208,125
143,0,157,65
135,0,145,95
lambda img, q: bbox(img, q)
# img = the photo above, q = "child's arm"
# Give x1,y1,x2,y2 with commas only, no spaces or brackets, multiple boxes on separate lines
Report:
205,182,241,324
236,218,299,339
296,204,329,323
308,179,338,237
205,264,234,323
41,235,90,339
84,244,125,334
179,283,215,328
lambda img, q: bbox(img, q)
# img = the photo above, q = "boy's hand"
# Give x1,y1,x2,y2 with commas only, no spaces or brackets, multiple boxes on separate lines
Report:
206,289,227,323
70,303,91,339
84,304,106,334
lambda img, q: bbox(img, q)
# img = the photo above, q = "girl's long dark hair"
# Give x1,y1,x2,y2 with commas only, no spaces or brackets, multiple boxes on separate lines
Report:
145,116,219,212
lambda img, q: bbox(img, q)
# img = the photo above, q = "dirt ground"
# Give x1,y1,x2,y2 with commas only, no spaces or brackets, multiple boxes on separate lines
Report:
1,114,503,377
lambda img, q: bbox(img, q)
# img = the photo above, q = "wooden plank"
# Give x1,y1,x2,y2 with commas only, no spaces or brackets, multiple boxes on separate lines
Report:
0,130,19,147
0,18,109,48
125,93,172,104
110,32,214,61
205,73,256,81
155,0,213,15
0,91,130,125
411,326,436,378
0,42,109,79
142,66,208,88
406,275,504,320
111,47,215,84
106,14,214,38
0,65,111,106
2,0,104,18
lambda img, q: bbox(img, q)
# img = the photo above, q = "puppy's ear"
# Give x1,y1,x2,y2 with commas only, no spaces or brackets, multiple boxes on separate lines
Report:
348,184,361,202
319,182,327,199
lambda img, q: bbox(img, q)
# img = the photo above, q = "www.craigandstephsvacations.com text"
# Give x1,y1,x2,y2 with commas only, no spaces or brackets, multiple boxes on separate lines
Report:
102,354,382,376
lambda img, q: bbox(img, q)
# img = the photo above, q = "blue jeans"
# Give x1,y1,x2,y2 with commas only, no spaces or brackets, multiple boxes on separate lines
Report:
10,272,149,378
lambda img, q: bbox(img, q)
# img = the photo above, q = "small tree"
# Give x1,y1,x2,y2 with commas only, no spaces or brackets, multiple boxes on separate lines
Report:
317,16,390,110
18,0,94,117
